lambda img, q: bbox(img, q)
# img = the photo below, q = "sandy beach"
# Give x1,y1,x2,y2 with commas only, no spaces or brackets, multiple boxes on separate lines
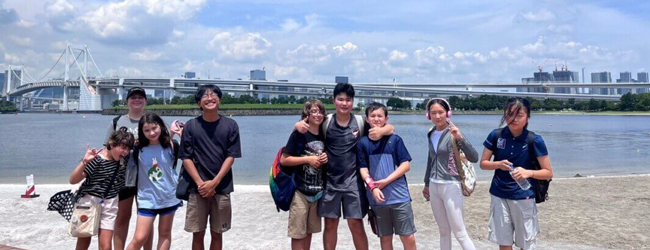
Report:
1,175,649,250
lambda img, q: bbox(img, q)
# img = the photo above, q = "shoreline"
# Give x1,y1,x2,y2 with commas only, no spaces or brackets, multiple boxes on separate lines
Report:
2,174,649,249
4,173,650,190
6,109,649,116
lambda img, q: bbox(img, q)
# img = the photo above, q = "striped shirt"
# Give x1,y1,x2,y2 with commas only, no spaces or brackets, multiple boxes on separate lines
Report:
79,156,126,199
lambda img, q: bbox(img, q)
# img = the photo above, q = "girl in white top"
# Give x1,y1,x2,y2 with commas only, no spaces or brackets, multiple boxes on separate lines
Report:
421,98,478,250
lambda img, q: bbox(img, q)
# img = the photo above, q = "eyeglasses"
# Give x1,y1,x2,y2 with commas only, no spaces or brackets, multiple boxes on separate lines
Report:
201,93,219,99
309,110,324,115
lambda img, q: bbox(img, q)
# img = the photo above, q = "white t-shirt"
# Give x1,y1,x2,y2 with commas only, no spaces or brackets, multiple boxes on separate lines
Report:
430,130,444,153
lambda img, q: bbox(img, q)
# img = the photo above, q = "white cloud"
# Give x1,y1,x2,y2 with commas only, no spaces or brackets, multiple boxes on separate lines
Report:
388,50,408,61
332,42,358,55
78,0,206,44
9,35,32,46
281,18,300,32
207,32,271,61
44,0,76,32
519,9,556,22
130,48,163,61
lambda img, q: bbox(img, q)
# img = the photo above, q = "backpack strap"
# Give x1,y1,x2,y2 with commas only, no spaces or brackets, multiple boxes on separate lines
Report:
172,139,180,171
354,115,365,136
526,131,540,170
491,128,503,154
112,115,121,131
322,114,334,139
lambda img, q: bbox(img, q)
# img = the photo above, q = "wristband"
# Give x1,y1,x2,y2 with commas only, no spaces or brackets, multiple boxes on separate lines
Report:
364,177,377,190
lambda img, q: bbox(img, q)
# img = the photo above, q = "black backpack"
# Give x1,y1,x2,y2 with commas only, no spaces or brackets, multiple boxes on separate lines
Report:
112,115,122,131
492,128,551,203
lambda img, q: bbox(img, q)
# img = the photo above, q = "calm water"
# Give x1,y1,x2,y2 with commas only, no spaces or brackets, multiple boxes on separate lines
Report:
1,113,649,184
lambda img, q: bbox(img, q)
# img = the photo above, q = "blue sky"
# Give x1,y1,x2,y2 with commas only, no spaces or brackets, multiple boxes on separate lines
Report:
1,0,649,83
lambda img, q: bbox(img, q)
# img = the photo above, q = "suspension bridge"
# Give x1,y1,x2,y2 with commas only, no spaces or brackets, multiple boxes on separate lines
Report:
4,45,649,111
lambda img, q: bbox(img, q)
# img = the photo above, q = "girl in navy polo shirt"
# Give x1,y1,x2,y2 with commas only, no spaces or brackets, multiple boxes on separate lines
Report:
480,97,554,250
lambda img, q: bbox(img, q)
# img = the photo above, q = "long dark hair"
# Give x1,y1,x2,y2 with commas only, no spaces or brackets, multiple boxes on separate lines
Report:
499,97,531,129
136,113,172,149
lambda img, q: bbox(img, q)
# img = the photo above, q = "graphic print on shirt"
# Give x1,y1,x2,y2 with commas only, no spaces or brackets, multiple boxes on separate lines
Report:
148,157,163,182
497,137,506,149
302,141,324,192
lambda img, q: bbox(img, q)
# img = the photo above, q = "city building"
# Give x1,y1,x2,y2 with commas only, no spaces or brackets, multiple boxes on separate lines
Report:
637,72,649,93
250,69,266,80
184,72,196,79
335,76,349,84
616,72,634,95
552,69,580,93
591,71,612,95
0,72,5,94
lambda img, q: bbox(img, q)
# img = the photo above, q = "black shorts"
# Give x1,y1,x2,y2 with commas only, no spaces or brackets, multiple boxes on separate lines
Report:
118,186,137,201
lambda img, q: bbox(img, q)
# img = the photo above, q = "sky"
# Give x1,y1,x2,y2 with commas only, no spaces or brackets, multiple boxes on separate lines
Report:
1,0,649,84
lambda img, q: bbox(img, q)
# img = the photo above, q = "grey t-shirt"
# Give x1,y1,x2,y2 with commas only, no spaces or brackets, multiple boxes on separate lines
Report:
325,114,364,192
106,115,140,187
106,115,140,141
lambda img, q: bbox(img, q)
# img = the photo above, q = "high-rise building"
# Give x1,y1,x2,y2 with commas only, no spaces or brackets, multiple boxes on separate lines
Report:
591,72,612,95
638,72,649,82
250,69,266,80
184,72,196,79
335,76,349,84
637,72,649,93
552,69,580,93
616,72,634,94
0,73,5,94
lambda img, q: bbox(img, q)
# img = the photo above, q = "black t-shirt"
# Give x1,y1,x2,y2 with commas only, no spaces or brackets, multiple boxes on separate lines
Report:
282,131,325,196
178,115,242,194
325,114,366,192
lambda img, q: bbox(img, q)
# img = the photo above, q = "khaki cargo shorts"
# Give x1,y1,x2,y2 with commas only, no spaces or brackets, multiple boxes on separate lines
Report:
184,193,232,233
288,191,322,239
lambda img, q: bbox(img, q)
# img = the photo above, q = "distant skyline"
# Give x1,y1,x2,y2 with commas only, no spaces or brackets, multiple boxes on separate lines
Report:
1,0,649,83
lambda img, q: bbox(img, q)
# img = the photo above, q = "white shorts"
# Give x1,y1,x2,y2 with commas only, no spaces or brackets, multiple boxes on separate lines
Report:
488,195,539,250
77,195,119,230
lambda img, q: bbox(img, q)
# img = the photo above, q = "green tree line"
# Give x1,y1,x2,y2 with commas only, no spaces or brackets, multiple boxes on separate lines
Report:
112,92,650,112
113,94,333,107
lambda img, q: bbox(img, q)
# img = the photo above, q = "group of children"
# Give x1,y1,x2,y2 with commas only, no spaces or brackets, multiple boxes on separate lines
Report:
66,82,553,250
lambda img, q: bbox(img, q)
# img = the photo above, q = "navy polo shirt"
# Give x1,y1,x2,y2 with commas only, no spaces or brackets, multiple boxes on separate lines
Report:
483,127,548,200
357,135,412,206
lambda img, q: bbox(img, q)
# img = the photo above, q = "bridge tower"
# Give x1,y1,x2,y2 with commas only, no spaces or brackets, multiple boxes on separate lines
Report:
65,44,103,111
5,65,24,101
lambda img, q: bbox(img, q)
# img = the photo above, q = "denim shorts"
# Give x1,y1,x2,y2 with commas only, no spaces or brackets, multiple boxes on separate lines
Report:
137,202,183,218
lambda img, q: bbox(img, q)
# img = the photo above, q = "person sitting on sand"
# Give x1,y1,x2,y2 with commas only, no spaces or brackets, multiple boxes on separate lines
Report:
480,97,554,250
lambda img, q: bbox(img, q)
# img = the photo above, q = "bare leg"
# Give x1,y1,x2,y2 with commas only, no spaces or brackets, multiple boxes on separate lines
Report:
75,237,91,250
125,215,155,250
400,234,417,250
291,237,306,250
192,231,206,250
323,217,339,250
114,196,134,250
144,230,154,250
303,233,312,250
157,212,176,250
347,219,368,250
379,235,393,250
499,246,513,250
98,229,114,250
209,231,223,250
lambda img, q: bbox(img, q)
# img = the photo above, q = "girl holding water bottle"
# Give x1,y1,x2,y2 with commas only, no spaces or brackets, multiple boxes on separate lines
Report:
480,97,553,250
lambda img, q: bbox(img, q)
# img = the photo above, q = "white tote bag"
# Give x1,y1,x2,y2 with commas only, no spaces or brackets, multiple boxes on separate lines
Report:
68,199,101,237
452,138,477,197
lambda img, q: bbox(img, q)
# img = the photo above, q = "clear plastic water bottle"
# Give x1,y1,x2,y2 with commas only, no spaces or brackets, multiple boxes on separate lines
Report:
509,164,531,190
